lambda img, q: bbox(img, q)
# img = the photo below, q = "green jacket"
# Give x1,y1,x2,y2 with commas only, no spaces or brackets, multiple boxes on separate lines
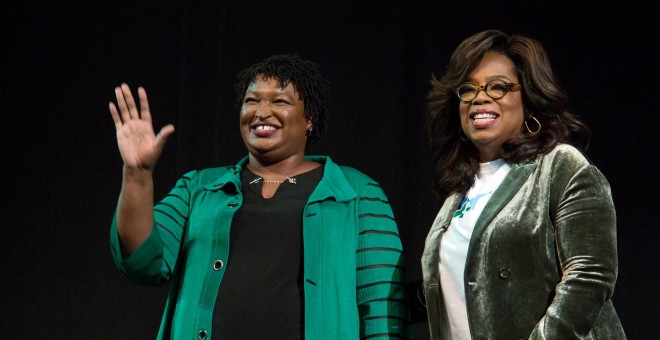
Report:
111,156,411,339
421,144,626,339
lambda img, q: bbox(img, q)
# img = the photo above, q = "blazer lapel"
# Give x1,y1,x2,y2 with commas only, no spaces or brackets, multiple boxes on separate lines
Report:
466,162,537,256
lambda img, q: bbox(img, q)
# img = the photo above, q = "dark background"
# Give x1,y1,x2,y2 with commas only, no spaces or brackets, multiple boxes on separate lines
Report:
2,1,658,339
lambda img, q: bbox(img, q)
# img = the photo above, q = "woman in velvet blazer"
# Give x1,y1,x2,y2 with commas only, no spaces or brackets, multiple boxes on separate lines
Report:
421,30,625,339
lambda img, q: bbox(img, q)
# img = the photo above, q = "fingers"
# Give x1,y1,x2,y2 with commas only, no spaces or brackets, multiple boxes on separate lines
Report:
154,124,176,151
137,87,152,123
111,83,152,124
120,83,140,120
114,85,131,123
109,102,122,128
155,124,176,142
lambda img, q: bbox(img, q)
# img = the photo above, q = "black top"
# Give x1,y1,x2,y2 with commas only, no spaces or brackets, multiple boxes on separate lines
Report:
212,165,323,339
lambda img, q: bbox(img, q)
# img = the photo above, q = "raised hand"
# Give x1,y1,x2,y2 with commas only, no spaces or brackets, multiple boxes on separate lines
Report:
109,84,175,170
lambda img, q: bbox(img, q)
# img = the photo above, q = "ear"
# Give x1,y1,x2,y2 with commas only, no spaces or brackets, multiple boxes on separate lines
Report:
306,116,312,130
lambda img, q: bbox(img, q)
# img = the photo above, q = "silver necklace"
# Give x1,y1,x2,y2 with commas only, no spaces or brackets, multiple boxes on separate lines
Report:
249,176,297,185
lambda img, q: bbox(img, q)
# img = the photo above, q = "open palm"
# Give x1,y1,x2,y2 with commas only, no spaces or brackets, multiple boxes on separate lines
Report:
109,84,174,170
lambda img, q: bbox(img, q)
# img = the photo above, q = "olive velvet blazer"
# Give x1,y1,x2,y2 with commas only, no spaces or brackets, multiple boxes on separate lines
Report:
422,144,626,339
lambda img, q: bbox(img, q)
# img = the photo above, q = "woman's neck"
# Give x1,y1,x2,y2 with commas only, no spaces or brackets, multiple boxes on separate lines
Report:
247,154,314,178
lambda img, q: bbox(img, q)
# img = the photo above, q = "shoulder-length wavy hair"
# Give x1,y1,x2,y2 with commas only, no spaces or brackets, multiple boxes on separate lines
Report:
426,30,590,199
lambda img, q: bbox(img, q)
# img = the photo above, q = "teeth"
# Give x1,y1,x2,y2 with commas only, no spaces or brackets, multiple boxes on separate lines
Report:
473,113,496,120
255,125,276,130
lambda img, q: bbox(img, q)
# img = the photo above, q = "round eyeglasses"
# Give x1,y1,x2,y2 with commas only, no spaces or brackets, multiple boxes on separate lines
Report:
454,79,522,102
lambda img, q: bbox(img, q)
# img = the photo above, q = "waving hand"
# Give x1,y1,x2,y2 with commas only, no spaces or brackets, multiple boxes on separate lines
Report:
109,84,175,170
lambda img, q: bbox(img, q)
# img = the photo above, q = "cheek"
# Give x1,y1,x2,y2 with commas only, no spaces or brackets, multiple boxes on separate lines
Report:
458,105,469,122
499,98,524,122
505,95,524,114
284,110,307,127
459,106,468,116
239,107,251,123
509,104,525,126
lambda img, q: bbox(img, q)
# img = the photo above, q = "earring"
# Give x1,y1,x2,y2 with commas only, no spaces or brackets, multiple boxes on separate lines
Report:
524,114,541,135
305,127,313,137
458,128,469,142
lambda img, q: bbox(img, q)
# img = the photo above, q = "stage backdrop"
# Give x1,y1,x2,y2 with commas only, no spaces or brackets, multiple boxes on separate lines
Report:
3,1,657,338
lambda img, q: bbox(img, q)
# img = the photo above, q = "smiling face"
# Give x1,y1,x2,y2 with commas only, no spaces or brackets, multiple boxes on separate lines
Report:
459,51,525,162
240,75,311,163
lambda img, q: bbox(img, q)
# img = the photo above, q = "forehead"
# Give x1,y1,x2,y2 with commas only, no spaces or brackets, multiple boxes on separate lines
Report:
469,51,517,81
246,76,297,94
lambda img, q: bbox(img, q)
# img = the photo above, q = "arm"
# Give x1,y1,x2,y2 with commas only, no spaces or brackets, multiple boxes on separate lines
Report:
531,164,618,339
109,84,175,254
355,181,411,339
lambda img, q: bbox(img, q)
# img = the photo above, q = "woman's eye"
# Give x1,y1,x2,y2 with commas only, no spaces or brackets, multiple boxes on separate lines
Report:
459,87,476,95
244,98,258,103
490,84,507,91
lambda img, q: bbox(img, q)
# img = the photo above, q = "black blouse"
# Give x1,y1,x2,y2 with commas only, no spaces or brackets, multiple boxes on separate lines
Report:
212,166,323,339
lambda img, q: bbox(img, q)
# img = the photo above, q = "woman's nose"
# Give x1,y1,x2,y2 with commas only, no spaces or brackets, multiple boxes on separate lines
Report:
255,102,272,119
472,89,492,103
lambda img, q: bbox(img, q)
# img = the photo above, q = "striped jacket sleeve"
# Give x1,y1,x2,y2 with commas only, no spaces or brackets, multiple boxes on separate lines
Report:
355,180,411,339
110,171,197,285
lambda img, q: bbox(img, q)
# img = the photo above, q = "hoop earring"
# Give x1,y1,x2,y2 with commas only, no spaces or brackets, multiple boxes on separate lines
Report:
458,128,469,142
524,114,541,135
305,127,313,137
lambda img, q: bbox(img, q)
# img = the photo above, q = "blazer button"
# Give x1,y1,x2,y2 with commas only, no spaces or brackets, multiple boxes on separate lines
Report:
499,268,511,279
198,330,208,340
213,260,224,271
227,202,239,208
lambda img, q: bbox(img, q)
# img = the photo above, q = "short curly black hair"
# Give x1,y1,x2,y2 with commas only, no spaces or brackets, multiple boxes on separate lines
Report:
235,54,330,145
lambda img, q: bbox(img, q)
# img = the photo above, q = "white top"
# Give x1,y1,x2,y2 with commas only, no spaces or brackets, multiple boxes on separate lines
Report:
438,158,511,340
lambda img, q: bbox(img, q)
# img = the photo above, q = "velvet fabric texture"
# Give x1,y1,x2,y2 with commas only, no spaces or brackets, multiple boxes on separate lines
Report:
422,144,626,339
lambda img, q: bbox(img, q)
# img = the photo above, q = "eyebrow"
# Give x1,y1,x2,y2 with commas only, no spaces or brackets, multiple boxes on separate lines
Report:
465,75,514,84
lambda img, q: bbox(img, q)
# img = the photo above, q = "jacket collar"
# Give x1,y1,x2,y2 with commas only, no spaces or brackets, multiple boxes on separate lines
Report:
201,155,357,202
305,155,357,203
201,161,244,193
466,160,537,256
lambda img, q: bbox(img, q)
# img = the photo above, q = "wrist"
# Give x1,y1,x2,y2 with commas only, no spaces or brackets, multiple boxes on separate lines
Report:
122,166,154,183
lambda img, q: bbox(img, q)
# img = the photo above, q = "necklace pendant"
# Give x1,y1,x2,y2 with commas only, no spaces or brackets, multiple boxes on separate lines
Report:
248,175,298,185
264,180,283,184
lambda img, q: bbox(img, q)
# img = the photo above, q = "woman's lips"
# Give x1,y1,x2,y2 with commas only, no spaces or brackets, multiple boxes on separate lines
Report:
252,124,279,137
471,112,497,128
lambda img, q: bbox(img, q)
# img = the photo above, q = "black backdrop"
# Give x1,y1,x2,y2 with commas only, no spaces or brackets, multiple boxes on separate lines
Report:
3,1,658,339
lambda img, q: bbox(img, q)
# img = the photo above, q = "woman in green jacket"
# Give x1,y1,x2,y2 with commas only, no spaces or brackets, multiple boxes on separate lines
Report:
422,30,625,339
108,54,411,339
